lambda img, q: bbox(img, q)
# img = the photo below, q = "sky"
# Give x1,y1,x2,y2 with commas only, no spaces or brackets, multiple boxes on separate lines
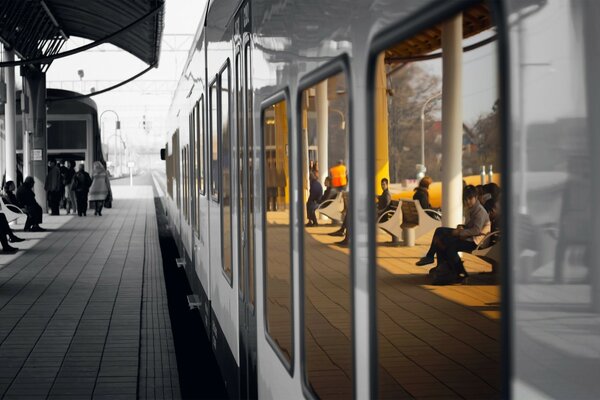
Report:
45,0,207,164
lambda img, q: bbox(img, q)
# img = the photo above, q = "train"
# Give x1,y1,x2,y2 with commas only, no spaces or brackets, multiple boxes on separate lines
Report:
161,0,599,398
0,88,105,185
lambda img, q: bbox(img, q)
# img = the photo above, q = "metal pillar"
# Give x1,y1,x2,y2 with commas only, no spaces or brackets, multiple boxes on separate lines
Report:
441,14,463,228
22,67,47,211
316,80,328,186
4,48,17,183
374,52,390,194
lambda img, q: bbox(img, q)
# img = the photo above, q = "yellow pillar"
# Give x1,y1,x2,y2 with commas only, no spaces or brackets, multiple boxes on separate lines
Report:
274,101,289,206
374,52,390,195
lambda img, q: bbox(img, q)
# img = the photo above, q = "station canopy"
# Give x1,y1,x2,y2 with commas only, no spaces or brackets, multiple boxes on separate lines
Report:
385,3,493,64
0,0,165,71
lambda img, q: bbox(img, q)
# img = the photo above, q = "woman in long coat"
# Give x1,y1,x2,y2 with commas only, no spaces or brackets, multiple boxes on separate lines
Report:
88,161,112,216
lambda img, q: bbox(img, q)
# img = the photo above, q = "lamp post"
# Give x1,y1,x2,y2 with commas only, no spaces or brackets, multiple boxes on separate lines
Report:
100,110,121,171
419,92,442,177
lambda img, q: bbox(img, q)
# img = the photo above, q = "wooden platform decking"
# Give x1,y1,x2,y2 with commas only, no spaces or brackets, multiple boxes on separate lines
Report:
266,211,501,399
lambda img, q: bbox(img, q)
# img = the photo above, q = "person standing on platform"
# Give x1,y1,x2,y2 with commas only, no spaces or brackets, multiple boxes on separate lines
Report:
62,160,76,214
89,161,112,216
45,159,62,215
306,172,323,227
72,164,92,217
329,159,347,191
16,176,46,232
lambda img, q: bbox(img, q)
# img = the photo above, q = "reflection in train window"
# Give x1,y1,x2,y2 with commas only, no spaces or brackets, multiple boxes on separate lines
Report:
245,41,255,307
182,146,189,222
301,71,352,399
210,80,219,202
373,3,502,398
197,97,205,196
195,97,205,236
236,50,244,298
173,130,180,209
262,97,293,367
222,63,233,283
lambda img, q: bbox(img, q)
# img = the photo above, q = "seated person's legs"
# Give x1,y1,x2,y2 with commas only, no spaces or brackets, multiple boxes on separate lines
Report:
416,227,454,265
438,236,476,277
0,214,24,242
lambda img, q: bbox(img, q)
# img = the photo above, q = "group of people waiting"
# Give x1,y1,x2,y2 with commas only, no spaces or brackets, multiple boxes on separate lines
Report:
44,160,112,217
0,160,113,253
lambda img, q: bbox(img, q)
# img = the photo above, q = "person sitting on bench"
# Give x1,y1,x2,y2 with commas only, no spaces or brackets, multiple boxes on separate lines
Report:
416,185,490,278
377,178,392,220
16,177,46,232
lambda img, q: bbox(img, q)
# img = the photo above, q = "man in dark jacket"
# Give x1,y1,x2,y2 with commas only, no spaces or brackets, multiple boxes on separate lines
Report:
377,178,392,218
72,164,92,217
16,176,45,232
45,159,62,215
306,172,323,227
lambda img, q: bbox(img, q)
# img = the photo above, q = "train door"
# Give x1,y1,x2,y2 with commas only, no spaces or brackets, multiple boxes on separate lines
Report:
235,2,258,398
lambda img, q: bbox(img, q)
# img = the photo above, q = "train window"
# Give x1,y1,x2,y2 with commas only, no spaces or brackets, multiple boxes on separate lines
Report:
221,62,233,284
166,143,173,199
301,70,352,399
197,96,205,196
235,50,244,298
173,130,180,209
210,79,219,202
183,145,189,222
372,3,502,398
262,95,293,369
245,41,255,307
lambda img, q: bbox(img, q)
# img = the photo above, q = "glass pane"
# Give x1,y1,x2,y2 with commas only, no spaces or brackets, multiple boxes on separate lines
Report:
222,65,233,282
236,51,245,297
193,106,199,233
48,120,87,149
211,81,219,201
246,42,255,307
263,98,292,364
302,72,352,399
198,97,205,195
374,4,502,398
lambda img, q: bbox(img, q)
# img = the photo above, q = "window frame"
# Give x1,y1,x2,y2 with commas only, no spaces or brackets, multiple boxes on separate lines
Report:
219,59,234,287
209,76,220,203
365,1,510,398
260,88,294,375
295,56,354,400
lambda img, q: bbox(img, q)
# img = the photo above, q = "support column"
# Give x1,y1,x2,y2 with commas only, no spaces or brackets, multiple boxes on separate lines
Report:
316,81,328,186
22,67,47,211
4,48,17,184
441,14,463,228
374,52,390,195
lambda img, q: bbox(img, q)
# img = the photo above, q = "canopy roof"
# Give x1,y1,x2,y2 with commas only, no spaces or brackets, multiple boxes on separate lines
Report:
385,3,493,63
0,0,164,70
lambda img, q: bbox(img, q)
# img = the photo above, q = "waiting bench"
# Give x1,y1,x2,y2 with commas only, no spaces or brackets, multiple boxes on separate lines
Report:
316,192,344,223
400,199,442,246
377,200,402,241
471,230,501,273
0,197,26,224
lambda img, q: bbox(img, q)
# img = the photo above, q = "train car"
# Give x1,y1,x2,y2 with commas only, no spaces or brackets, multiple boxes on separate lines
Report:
163,0,600,398
2,88,105,175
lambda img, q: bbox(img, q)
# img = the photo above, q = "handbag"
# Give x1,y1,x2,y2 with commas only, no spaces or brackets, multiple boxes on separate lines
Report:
104,191,112,208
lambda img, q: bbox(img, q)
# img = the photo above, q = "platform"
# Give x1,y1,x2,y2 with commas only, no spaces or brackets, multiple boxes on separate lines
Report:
0,185,179,399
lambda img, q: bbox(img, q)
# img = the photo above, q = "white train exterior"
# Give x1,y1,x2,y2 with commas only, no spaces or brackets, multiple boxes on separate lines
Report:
163,0,600,398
